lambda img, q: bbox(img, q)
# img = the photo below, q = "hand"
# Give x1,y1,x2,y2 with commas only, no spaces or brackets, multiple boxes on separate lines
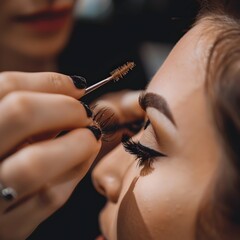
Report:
0,72,102,240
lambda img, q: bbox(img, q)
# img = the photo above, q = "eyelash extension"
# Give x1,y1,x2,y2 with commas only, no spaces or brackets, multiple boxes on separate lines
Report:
144,119,150,129
92,107,145,142
121,135,166,169
92,106,119,142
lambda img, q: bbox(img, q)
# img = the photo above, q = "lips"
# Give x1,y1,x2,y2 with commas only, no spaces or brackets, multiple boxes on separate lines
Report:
13,7,72,33
96,235,108,240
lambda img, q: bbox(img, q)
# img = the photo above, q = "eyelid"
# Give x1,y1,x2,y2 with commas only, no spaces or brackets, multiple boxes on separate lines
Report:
139,91,176,127
146,108,178,150
121,135,166,171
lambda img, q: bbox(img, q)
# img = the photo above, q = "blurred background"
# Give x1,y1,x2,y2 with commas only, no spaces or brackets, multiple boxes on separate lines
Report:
73,0,199,79
28,0,200,239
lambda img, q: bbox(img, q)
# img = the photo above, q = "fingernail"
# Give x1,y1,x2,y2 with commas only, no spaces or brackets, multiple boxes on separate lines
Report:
0,184,17,201
70,75,87,89
86,126,102,141
81,102,93,118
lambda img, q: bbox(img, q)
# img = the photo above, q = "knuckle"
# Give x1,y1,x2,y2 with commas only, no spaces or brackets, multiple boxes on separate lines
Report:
14,149,40,185
3,92,32,121
37,188,67,210
1,147,46,196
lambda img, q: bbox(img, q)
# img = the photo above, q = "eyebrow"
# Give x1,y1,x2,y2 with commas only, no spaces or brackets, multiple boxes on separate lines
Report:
139,92,176,126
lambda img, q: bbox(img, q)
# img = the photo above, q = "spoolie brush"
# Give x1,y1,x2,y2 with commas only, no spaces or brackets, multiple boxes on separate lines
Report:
84,62,135,96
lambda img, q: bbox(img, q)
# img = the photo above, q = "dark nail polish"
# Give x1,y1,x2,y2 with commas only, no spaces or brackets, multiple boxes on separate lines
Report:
70,75,87,89
86,126,102,141
81,102,93,118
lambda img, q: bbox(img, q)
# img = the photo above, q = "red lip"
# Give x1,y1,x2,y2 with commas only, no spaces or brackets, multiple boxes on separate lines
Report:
14,7,72,33
96,235,108,240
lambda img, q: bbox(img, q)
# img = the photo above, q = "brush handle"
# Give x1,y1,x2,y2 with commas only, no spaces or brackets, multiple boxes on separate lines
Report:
84,76,113,96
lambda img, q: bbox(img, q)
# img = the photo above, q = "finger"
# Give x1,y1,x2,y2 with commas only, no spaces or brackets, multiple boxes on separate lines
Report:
0,92,93,156
0,155,90,212
0,71,87,100
52,161,95,186
1,158,95,212
0,176,80,240
0,127,101,201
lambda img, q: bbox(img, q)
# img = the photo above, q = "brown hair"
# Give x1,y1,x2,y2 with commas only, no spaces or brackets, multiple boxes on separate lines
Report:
198,0,240,18
195,1,240,239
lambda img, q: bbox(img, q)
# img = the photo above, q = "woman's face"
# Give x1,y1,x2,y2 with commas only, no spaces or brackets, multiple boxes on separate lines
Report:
0,0,76,58
92,20,222,240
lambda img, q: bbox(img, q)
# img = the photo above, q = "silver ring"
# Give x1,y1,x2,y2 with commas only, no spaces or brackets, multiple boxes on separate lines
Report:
0,183,17,201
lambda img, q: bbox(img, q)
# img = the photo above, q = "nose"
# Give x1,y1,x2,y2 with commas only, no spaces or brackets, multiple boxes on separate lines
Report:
92,144,134,203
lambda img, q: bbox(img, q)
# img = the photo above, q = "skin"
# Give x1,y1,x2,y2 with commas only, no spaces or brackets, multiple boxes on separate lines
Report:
0,72,145,240
0,1,104,239
0,72,101,240
0,2,145,238
92,19,223,239
0,0,76,72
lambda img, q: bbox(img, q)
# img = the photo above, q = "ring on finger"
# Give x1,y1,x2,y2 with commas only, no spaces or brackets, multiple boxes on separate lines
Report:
0,183,17,201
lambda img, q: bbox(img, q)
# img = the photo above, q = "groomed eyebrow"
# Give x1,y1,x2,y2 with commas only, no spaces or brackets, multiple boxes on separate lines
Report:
139,91,176,126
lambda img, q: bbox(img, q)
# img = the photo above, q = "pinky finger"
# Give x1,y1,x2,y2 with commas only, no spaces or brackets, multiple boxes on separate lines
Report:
0,177,80,240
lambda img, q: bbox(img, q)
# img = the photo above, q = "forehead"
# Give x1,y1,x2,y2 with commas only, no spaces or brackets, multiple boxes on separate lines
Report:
147,22,209,106
146,20,221,161
146,19,219,130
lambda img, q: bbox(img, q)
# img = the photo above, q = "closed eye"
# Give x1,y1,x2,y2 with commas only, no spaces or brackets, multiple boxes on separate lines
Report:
121,135,166,173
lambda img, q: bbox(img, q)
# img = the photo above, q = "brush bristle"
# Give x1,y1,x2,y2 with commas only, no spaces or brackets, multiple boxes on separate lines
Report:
110,62,135,81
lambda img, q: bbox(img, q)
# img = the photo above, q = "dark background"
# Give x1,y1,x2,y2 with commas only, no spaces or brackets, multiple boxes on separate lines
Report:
28,0,200,239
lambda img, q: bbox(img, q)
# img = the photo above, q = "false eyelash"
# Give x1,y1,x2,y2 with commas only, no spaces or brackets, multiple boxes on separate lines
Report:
121,135,166,169
92,105,146,142
144,119,150,129
92,105,119,142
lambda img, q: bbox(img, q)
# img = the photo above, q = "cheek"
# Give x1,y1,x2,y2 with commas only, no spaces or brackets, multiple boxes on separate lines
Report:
116,166,153,240
116,162,199,240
